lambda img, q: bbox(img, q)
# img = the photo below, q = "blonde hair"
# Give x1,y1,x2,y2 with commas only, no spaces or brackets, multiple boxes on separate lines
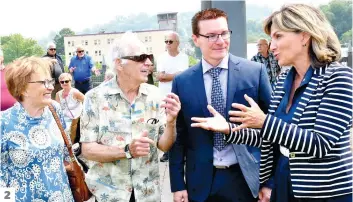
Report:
263,4,341,67
59,73,72,81
5,57,52,101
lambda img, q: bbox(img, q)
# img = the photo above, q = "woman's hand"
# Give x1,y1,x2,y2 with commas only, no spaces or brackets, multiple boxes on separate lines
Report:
229,94,266,131
191,105,230,135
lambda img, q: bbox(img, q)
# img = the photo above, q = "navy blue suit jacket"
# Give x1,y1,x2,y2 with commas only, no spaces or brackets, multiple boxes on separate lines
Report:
169,54,272,201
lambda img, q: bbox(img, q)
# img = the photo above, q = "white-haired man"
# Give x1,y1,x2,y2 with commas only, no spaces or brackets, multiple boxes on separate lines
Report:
157,31,189,162
80,32,181,202
42,42,65,98
251,38,280,85
69,45,100,94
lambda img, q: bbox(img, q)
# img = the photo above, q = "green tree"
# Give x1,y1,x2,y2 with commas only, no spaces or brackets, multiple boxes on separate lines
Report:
188,55,199,67
53,28,75,58
341,29,352,44
188,38,202,59
320,0,352,41
2,34,44,64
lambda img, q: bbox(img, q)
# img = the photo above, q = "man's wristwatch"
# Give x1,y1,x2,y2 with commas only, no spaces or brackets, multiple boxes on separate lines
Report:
124,144,133,159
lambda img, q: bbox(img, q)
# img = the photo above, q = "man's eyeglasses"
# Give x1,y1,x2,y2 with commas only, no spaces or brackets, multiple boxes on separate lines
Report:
28,79,55,89
49,48,56,51
165,40,174,45
198,30,232,42
60,80,71,84
76,50,85,53
121,54,154,63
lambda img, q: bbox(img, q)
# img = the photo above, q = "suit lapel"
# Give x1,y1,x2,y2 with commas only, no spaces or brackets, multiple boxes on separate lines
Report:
225,55,240,120
192,62,210,117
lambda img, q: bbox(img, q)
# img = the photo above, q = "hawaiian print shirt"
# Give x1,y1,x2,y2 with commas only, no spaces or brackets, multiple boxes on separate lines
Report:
0,102,74,202
251,52,281,84
80,78,166,202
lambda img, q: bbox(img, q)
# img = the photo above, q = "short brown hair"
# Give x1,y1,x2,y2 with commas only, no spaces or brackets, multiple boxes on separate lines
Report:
263,4,341,67
192,8,228,35
5,57,52,101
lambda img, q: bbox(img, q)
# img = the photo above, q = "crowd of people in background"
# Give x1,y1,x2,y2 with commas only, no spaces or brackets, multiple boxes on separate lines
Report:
0,3,352,202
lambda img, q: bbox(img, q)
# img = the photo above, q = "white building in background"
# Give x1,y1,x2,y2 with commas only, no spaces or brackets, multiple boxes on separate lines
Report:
63,29,171,67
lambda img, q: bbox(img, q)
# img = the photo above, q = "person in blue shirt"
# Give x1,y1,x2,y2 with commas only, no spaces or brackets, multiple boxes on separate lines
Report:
0,57,74,202
69,45,100,94
191,4,352,202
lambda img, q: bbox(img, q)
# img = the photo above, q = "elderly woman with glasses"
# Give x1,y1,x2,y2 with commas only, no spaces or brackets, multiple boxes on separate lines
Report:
191,4,352,202
0,57,74,201
55,73,84,142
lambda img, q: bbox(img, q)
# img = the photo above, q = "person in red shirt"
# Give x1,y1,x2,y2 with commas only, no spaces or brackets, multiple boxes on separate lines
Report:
0,49,16,111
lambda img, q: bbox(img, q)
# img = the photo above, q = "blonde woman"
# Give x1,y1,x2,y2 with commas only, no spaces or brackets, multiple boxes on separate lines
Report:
191,4,352,202
56,73,84,142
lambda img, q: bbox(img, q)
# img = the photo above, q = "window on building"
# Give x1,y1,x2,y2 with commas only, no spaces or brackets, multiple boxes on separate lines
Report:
95,51,98,56
85,40,88,45
81,40,84,45
72,41,74,46
94,40,97,45
68,41,71,45
145,36,148,42
107,39,110,44
86,51,89,55
99,50,101,56
97,40,101,45
99,61,102,64
149,36,152,42
69,52,72,56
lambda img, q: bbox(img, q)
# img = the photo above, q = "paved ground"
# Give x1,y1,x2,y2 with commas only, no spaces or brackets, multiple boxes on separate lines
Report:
159,153,173,202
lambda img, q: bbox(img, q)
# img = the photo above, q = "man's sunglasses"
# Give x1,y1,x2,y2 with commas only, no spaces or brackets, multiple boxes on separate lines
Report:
165,40,174,44
49,48,56,51
121,54,154,63
60,80,71,84
76,50,85,53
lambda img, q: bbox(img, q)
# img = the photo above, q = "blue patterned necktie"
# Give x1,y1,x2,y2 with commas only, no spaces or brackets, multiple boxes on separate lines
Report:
208,67,226,151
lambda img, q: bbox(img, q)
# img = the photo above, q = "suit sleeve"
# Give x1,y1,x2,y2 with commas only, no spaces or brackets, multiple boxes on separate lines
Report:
258,64,272,113
169,76,187,192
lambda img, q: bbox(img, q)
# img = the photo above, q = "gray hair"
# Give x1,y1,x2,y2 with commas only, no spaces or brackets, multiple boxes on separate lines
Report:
47,42,56,50
167,31,180,42
76,45,84,51
110,31,147,62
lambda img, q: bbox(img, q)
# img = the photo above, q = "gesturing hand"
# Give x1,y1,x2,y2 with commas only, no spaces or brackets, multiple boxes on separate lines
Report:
129,131,155,158
229,94,266,131
191,105,230,135
160,93,181,124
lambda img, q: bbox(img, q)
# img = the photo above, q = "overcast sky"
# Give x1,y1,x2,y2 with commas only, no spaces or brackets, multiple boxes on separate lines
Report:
0,0,331,40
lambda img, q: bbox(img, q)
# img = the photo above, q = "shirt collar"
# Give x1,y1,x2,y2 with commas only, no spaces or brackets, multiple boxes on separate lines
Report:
202,54,229,74
284,65,314,92
106,77,149,96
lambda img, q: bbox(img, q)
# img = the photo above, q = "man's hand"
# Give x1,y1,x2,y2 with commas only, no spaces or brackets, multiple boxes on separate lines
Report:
258,187,271,202
160,93,181,124
157,72,166,82
173,190,188,202
69,67,76,73
129,131,155,158
93,69,101,76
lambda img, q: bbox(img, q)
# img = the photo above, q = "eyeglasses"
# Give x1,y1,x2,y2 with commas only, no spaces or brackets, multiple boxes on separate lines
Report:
121,54,154,63
60,80,71,84
49,48,56,51
28,79,55,89
76,50,85,53
198,30,232,42
165,40,174,44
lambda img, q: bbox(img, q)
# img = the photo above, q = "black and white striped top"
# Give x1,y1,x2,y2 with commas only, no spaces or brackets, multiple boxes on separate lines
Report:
226,62,353,198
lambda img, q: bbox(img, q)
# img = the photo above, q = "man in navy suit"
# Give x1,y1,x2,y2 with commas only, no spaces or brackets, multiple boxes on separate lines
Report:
169,8,272,202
